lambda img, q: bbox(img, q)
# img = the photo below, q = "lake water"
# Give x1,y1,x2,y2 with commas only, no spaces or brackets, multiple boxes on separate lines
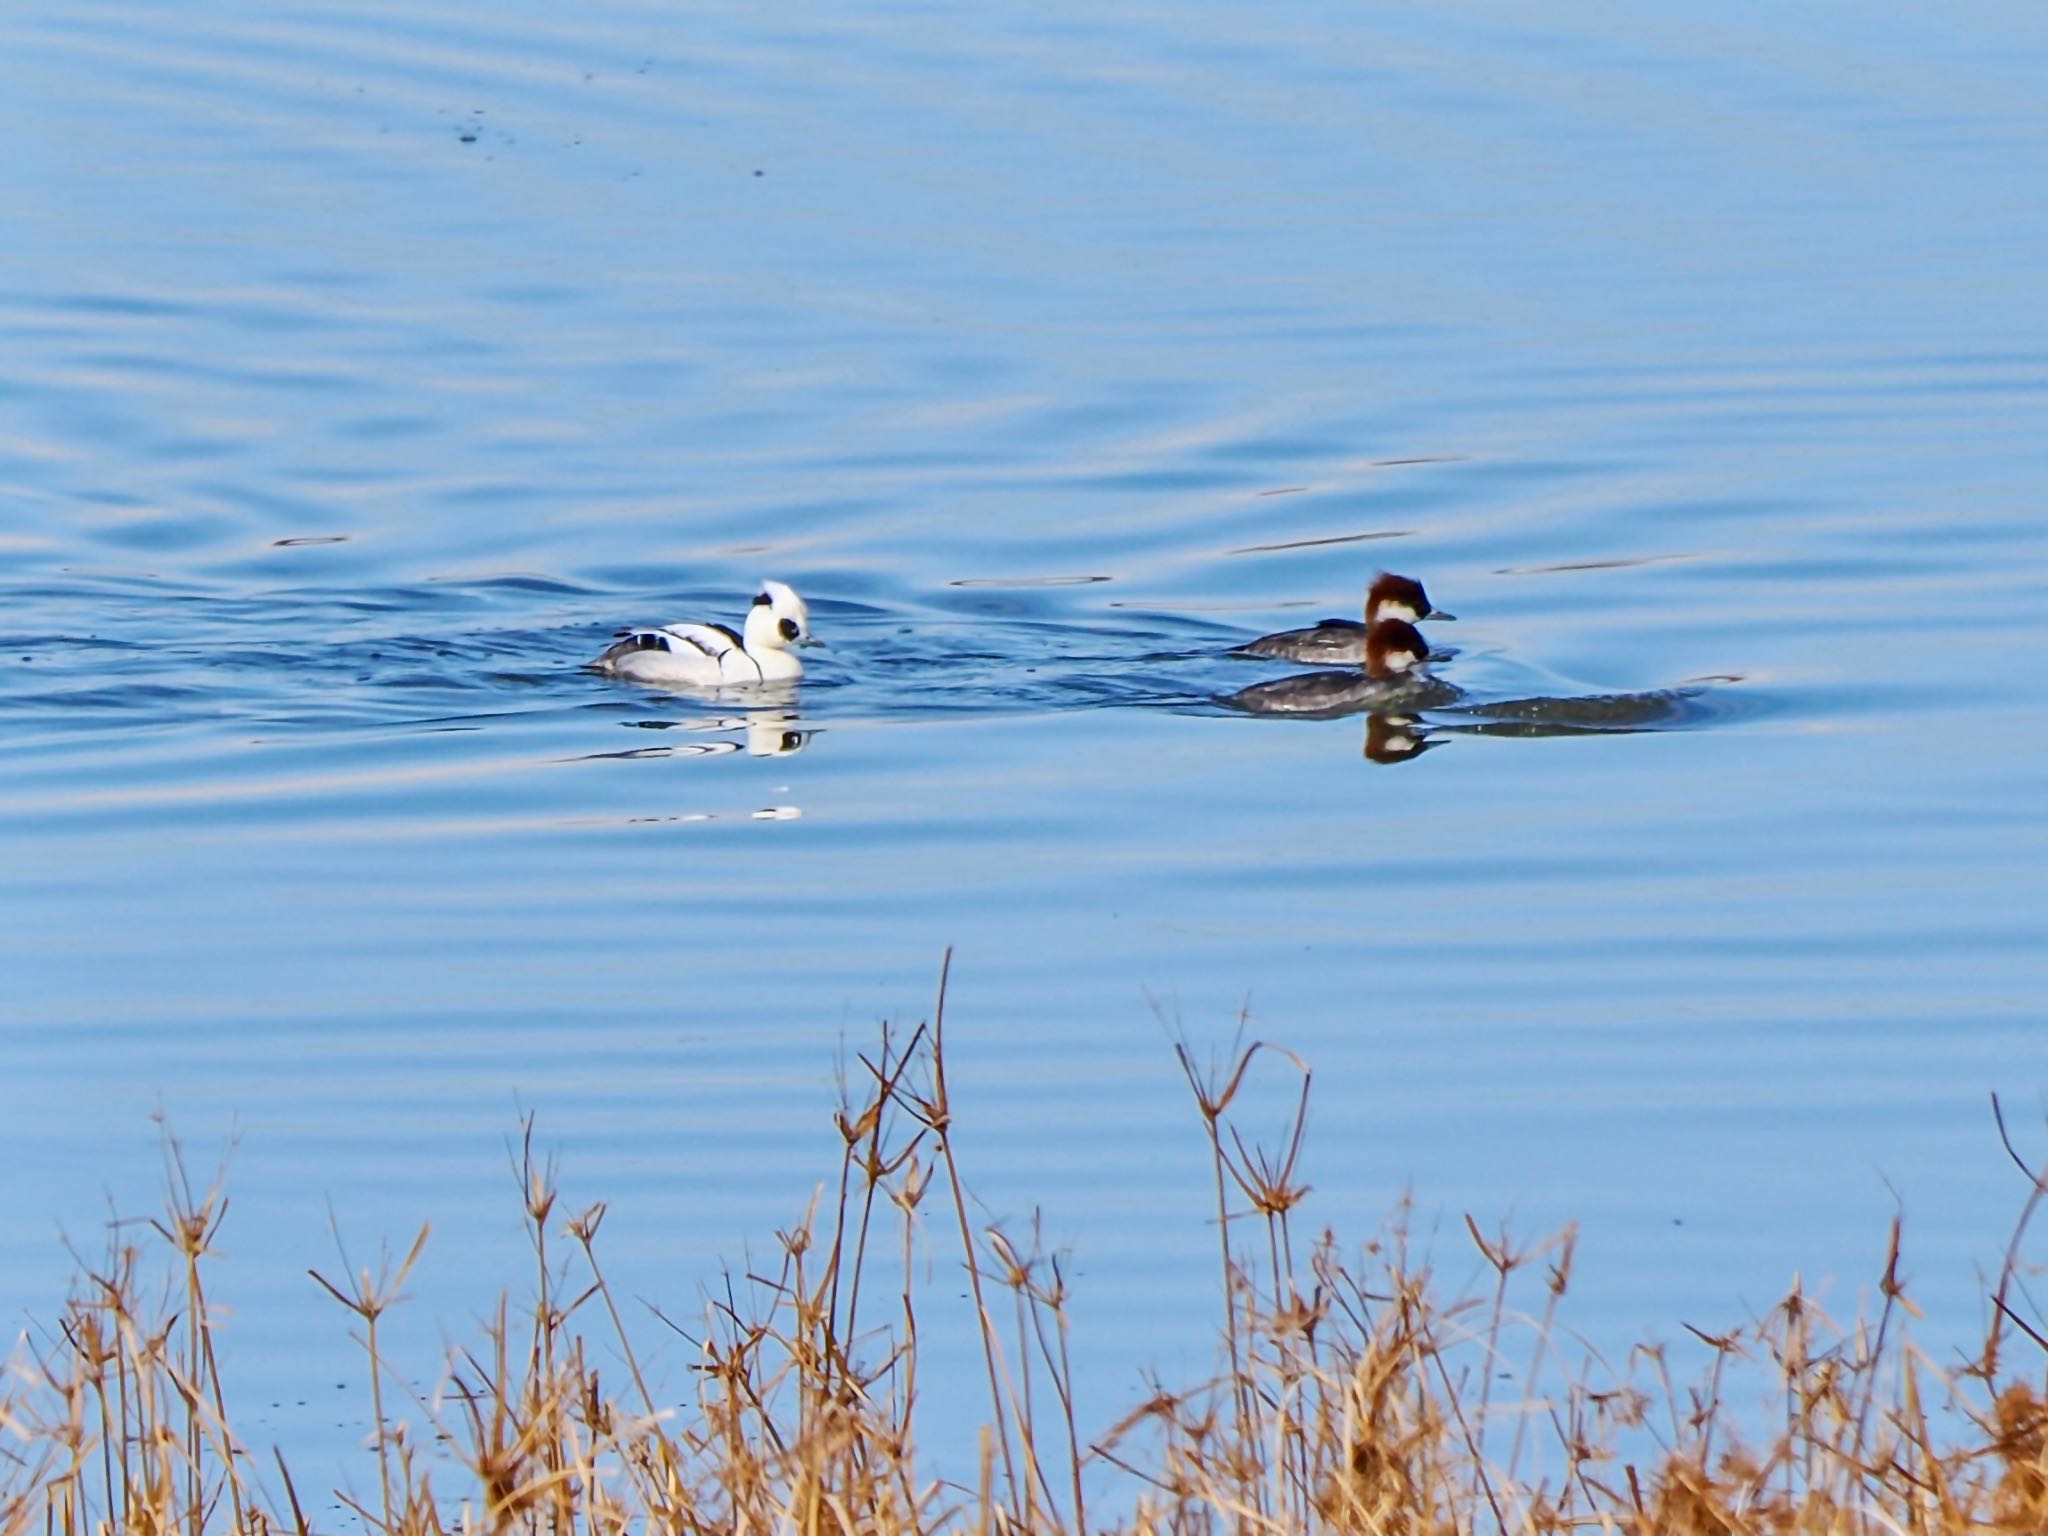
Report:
4,0,2047,1488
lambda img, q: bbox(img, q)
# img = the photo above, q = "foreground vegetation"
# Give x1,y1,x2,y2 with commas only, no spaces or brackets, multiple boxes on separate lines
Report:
7,962,2048,1534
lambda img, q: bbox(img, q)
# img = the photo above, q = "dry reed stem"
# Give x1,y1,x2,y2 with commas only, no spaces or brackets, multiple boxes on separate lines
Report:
5,967,2048,1536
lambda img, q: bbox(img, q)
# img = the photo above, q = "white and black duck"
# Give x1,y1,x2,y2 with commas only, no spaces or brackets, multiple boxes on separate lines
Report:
589,580,820,687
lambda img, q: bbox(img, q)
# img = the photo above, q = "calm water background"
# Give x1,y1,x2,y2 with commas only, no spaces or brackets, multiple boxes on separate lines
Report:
5,0,2048,1489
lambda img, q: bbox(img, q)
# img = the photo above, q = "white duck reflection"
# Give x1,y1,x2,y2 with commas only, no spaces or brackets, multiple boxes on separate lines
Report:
576,709,812,762
741,711,810,757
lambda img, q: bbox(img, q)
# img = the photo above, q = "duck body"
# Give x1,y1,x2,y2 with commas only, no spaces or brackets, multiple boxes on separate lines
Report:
1222,616,1454,717
1223,668,1456,719
1237,571,1451,663
1235,616,1372,665
589,580,818,688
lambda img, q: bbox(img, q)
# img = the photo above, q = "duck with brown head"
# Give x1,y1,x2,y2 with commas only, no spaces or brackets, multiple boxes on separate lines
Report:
1235,571,1453,664
1219,616,1450,719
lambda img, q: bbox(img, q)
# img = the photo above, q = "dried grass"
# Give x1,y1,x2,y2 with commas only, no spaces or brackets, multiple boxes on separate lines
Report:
7,955,2047,1535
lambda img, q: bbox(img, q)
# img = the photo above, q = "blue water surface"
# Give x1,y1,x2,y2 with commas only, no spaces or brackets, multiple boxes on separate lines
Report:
3,0,2047,1494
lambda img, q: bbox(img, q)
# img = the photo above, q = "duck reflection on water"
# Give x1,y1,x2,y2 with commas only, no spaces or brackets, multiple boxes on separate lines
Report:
576,708,812,762
1221,592,1734,764
1363,712,1441,765
1225,668,1730,765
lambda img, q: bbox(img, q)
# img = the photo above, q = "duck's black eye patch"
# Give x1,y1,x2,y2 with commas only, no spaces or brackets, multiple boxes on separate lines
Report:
779,617,800,641
753,592,772,607
781,732,802,752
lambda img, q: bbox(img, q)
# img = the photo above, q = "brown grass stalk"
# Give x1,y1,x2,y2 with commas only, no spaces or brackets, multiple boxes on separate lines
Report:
6,967,2048,1536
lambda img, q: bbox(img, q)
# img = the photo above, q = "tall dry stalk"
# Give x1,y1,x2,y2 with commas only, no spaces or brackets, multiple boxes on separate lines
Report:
6,966,2048,1536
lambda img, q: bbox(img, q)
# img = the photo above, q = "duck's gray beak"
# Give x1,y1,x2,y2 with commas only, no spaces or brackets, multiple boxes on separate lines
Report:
1425,607,1456,621
798,634,826,648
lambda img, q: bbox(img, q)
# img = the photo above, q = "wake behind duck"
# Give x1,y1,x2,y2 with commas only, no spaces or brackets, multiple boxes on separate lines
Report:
1222,571,1734,756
